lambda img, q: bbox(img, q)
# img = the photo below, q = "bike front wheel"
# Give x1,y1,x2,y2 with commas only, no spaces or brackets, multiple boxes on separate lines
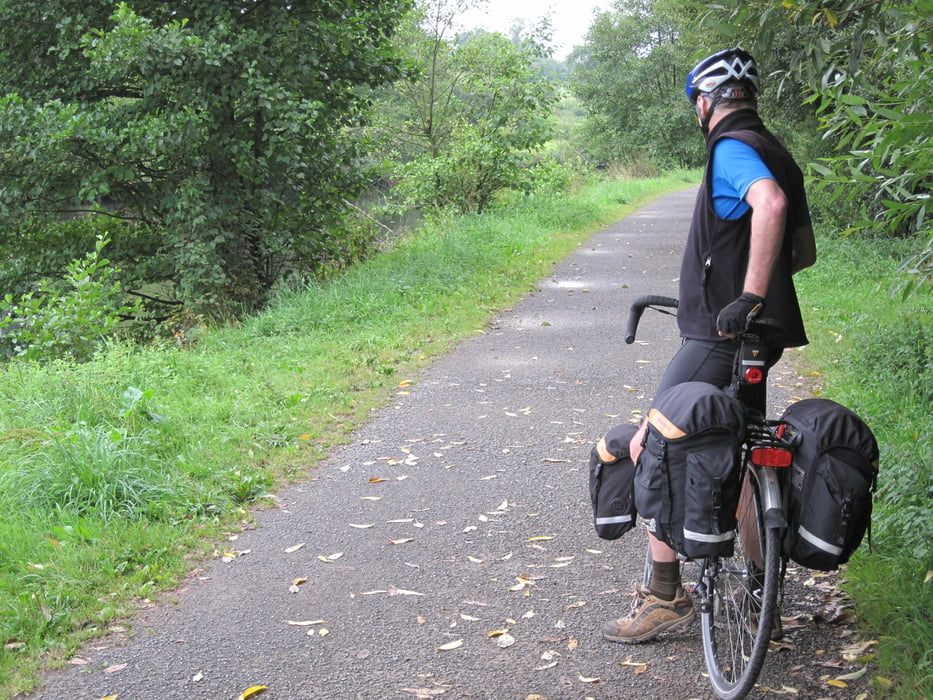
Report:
699,473,781,699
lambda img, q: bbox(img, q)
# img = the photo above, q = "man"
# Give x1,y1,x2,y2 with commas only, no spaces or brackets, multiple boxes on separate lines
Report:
602,48,816,644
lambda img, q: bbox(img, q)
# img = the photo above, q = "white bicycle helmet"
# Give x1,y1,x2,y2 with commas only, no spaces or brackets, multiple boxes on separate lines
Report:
686,48,760,103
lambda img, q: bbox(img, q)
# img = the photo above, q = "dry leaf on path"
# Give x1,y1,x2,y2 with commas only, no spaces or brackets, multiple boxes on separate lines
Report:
436,639,464,651
237,686,268,700
283,543,305,554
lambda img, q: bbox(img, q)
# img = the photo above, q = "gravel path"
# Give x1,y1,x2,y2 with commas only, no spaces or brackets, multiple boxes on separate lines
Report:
30,188,875,700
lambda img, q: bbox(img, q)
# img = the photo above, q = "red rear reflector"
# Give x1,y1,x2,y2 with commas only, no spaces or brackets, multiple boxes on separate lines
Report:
750,446,793,468
744,367,764,384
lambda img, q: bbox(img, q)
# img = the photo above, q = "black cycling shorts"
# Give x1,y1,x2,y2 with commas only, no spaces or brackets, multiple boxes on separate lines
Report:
655,338,784,397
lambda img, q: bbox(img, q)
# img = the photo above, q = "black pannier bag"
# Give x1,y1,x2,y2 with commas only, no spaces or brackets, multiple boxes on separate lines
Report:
634,381,746,558
780,398,879,570
589,423,639,540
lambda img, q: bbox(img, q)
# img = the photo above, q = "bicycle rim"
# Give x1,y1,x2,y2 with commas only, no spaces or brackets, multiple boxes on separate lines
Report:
700,477,781,699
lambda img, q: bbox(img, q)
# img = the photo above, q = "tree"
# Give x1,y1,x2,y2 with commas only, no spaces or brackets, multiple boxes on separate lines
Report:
569,0,705,171
0,1,412,315
367,0,557,213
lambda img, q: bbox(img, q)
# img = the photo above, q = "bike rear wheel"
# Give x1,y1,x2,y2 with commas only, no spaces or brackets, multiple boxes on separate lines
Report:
700,472,781,699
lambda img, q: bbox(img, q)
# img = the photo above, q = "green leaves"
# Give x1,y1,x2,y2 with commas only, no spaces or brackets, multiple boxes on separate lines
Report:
0,1,413,316
0,236,141,363
369,2,557,213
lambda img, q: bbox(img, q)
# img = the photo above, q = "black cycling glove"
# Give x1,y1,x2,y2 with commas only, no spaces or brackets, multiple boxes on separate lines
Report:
716,292,765,336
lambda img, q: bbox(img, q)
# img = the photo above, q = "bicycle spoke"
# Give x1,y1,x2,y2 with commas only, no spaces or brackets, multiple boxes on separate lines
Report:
701,474,781,699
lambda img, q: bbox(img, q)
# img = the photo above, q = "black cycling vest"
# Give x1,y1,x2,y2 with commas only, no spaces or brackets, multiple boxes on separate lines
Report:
677,109,809,348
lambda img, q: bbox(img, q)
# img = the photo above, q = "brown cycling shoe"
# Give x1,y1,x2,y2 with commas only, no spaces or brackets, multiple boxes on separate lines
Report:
602,586,695,644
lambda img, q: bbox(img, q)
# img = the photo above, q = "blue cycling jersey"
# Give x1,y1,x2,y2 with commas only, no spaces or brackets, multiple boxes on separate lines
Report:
711,138,774,220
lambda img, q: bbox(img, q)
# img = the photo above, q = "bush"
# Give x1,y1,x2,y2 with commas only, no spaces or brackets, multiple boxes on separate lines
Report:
0,236,141,362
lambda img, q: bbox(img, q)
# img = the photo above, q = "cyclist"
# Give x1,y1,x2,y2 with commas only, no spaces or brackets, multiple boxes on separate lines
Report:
602,47,817,644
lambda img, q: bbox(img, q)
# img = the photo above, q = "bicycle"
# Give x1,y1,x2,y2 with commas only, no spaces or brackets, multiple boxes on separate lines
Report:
625,294,794,700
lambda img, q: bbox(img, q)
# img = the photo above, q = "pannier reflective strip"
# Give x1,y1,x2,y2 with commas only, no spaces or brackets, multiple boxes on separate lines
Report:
684,528,735,543
798,526,844,556
596,515,633,526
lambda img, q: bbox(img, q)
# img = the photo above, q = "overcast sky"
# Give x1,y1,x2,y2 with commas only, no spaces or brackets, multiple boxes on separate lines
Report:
458,0,615,58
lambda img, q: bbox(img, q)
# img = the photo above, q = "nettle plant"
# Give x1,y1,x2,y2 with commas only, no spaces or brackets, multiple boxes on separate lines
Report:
0,236,140,362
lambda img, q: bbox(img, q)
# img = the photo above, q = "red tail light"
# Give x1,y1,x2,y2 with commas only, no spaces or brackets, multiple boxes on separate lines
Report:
750,446,793,468
744,367,764,384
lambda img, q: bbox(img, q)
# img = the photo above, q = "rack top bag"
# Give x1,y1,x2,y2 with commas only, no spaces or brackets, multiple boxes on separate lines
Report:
781,398,879,570
635,381,746,558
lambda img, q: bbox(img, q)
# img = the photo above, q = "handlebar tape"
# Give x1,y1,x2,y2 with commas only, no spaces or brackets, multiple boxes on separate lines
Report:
624,295,679,344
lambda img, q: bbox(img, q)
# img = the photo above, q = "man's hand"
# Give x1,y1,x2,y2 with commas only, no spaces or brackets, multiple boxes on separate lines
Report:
717,292,765,337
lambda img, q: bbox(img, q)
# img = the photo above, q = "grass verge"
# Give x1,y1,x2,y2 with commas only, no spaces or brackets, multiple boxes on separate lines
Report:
794,233,933,699
0,171,697,696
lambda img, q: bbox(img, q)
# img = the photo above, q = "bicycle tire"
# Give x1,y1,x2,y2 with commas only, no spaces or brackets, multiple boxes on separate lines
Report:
699,472,781,699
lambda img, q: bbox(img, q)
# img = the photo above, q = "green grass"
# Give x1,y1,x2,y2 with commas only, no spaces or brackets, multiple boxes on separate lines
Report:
794,233,933,698
0,170,697,696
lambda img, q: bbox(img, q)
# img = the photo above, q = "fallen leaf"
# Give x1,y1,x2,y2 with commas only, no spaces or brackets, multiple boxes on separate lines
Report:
360,496,383,501
401,688,447,697
349,523,375,529
836,667,868,681
827,679,848,688
526,536,553,542
579,674,600,683
842,640,877,661
467,556,484,564
496,633,516,648
68,657,90,665
389,538,415,545
237,686,268,700
286,619,326,626
437,639,464,651
103,663,127,674
283,543,305,554
99,696,118,700
487,628,511,638
388,587,424,596
192,672,204,682
619,659,649,674
460,613,480,621
289,577,307,593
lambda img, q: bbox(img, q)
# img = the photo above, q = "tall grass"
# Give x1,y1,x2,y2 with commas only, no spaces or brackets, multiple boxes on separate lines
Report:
794,233,933,698
0,171,697,696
